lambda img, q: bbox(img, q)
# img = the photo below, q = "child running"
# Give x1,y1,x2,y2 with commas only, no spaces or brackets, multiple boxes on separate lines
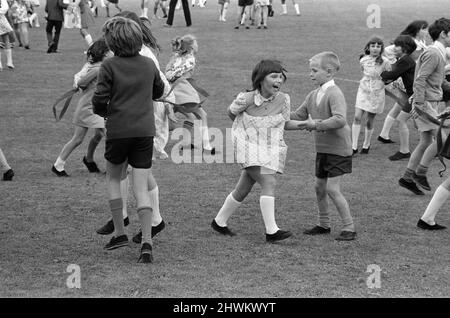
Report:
52,38,110,177
212,59,293,243
290,52,356,241
92,16,165,263
351,36,390,154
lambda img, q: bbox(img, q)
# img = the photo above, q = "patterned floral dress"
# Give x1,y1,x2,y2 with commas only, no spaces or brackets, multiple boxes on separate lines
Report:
9,0,30,24
355,55,391,114
0,0,13,35
230,91,290,174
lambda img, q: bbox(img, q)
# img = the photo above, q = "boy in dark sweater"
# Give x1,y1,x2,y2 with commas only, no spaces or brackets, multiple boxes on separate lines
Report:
290,51,356,241
92,17,165,263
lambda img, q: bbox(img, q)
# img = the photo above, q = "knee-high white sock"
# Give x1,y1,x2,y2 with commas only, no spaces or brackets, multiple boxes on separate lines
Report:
5,48,13,68
182,120,193,147
54,156,65,172
201,125,212,150
380,115,395,139
120,178,129,218
294,3,300,15
351,123,361,150
260,196,279,234
84,34,93,46
281,4,287,14
421,185,450,225
363,127,374,149
215,192,241,226
137,206,153,244
0,148,11,171
222,3,228,20
398,121,410,153
148,186,162,226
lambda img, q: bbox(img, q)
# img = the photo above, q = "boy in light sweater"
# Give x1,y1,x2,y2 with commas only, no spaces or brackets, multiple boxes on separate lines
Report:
290,51,356,241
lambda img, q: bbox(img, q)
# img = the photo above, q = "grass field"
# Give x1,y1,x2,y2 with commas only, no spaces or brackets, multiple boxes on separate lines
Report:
1,0,450,298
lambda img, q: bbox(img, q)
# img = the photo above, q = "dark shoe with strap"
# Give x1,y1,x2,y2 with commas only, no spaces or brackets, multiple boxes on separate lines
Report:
360,146,370,154
389,151,410,161
132,220,166,243
52,165,69,177
83,156,101,173
335,231,357,241
104,235,129,250
137,242,153,263
211,219,236,236
417,219,446,230
413,172,431,191
266,229,292,242
377,136,395,144
303,225,331,235
3,169,14,181
96,217,130,235
399,177,424,195
352,149,358,156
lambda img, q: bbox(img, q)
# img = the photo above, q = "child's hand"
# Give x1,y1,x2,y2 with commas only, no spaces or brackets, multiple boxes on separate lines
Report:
302,115,316,131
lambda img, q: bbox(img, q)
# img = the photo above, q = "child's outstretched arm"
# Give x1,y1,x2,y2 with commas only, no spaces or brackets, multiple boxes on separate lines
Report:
228,92,249,121
313,92,347,131
290,93,311,121
165,55,196,82
76,66,99,90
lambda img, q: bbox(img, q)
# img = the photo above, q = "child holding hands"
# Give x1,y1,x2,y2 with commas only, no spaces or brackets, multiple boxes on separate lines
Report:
212,59,294,242
290,52,356,241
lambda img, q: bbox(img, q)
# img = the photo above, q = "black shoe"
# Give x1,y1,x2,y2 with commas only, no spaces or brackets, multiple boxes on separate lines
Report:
96,217,130,235
47,42,55,54
417,219,446,230
83,156,100,173
413,172,431,191
51,165,69,177
399,177,424,195
234,25,239,29
104,235,129,250
2,169,14,181
360,147,370,154
211,219,236,236
132,220,166,243
24,45,30,49
377,136,395,144
389,151,410,161
303,225,331,235
138,242,153,263
204,147,216,155
266,229,292,242
352,148,358,155
335,231,357,241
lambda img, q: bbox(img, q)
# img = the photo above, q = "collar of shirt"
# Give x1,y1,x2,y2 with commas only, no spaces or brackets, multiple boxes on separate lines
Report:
254,90,278,107
316,79,335,104
432,41,447,61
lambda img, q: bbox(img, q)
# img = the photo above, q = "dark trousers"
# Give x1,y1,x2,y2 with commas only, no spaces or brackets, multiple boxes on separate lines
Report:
166,0,191,26
46,20,63,50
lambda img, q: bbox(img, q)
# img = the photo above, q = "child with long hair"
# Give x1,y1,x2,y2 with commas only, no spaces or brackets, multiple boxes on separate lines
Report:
165,34,215,153
351,36,390,154
212,60,294,242
0,0,14,70
52,38,110,177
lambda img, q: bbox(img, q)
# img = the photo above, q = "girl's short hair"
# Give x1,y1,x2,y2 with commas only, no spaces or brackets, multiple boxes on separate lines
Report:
171,34,198,55
400,20,429,38
102,16,143,57
86,37,110,63
361,35,385,64
428,17,450,41
139,17,161,53
393,35,417,55
251,60,287,91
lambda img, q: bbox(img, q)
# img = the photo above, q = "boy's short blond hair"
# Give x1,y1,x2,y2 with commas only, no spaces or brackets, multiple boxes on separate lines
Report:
310,51,341,72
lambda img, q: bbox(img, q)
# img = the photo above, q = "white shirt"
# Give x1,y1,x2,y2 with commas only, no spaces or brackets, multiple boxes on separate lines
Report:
316,79,335,105
254,90,278,106
432,41,447,61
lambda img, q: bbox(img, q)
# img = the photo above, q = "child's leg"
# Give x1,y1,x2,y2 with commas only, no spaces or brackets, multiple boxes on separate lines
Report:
246,166,280,234
314,177,330,229
351,108,364,151
397,111,410,154
120,165,129,219
281,0,287,14
19,22,29,48
221,2,228,21
255,4,262,27
362,112,376,149
236,6,244,27
86,128,105,163
147,171,163,226
261,5,268,27
80,28,93,46
326,176,354,232
215,169,255,226
181,113,195,147
106,160,127,237
379,103,401,140
194,107,213,151
403,130,435,181
54,126,88,172
165,103,177,122
131,167,152,245
293,0,300,15
420,176,450,226
0,147,11,172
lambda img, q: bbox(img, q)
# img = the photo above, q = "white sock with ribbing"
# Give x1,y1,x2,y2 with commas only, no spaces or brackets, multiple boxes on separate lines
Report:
351,123,361,150
260,196,279,234
215,192,241,226
421,185,450,225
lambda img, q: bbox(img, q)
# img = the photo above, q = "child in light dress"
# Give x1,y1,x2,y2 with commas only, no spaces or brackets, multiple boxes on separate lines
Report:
351,36,390,154
0,0,14,70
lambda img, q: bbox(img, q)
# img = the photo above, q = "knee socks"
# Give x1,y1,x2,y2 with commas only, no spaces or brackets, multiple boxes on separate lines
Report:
215,192,241,226
421,185,450,225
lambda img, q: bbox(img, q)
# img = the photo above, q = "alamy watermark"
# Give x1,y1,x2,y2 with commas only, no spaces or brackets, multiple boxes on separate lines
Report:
66,264,81,289
366,4,381,28
366,264,381,289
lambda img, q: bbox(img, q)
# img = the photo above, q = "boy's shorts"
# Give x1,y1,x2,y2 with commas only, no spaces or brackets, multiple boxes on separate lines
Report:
105,137,153,169
315,153,352,179
414,101,440,132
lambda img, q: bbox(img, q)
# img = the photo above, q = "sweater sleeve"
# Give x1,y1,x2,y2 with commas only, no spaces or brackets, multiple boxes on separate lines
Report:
315,89,347,131
413,50,439,104
381,58,411,83
282,94,291,121
290,92,311,120
76,65,99,90
92,64,112,118
229,92,249,115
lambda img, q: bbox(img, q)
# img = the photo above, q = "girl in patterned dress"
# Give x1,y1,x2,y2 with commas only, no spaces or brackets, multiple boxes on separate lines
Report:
9,0,30,49
211,60,294,243
74,0,95,47
0,0,14,70
351,36,390,154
